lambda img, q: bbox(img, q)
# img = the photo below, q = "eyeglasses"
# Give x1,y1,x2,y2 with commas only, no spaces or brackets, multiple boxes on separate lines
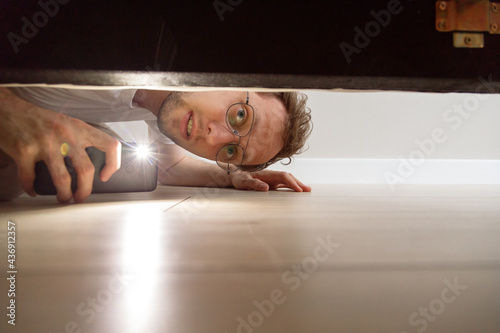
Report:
215,91,255,174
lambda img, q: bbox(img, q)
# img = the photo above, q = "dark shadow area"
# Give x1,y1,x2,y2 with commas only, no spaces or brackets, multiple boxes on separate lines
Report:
0,0,498,91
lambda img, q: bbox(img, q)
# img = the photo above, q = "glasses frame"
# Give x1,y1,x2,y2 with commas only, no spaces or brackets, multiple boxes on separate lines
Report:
216,91,255,174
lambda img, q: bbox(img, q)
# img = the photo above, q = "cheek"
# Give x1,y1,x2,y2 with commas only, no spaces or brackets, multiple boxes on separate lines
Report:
252,117,284,151
245,135,279,165
253,129,275,148
243,146,258,164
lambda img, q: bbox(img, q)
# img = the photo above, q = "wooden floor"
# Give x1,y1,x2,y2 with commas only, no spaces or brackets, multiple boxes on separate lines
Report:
1,184,499,333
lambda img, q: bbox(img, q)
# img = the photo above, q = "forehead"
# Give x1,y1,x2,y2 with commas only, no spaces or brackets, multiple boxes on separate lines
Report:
243,93,287,165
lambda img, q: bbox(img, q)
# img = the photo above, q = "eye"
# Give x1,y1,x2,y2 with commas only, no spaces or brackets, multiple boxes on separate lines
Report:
229,107,247,127
236,109,245,122
225,145,237,161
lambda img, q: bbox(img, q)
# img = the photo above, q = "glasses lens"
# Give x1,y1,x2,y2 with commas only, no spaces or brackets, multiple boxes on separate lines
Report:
216,144,245,172
226,103,254,136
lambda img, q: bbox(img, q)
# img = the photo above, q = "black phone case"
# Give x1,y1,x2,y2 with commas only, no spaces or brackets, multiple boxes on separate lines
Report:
34,144,158,195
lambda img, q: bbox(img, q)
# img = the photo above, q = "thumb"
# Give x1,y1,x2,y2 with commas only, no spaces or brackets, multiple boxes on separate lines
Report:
252,179,269,191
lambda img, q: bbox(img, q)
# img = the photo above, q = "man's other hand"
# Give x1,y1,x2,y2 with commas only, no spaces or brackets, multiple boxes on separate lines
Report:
230,170,312,192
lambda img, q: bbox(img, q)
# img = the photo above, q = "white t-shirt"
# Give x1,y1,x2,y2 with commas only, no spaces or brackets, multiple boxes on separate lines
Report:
9,87,173,145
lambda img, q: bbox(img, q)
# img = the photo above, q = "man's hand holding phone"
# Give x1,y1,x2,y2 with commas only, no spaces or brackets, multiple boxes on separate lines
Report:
0,88,121,203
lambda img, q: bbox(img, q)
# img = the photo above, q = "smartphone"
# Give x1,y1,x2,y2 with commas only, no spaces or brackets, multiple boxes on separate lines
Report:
34,143,158,195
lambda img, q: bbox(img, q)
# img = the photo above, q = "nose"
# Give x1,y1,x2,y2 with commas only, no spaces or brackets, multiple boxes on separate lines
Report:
205,121,236,146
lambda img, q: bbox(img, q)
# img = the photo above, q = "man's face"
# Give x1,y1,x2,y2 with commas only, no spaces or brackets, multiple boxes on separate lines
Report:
157,91,287,166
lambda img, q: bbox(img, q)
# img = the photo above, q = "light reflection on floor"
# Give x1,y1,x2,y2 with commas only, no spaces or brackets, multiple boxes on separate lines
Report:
122,203,164,333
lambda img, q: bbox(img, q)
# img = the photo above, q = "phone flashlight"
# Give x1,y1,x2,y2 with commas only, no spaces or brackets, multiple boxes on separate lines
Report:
34,143,158,195
134,144,151,159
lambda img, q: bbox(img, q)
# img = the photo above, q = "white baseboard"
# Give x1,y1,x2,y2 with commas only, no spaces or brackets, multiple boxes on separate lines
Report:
267,158,500,185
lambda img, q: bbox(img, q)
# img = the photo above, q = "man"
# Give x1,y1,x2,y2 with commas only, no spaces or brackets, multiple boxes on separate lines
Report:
0,87,312,203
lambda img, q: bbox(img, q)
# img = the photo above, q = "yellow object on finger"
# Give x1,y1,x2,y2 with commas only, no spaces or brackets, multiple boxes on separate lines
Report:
60,142,69,156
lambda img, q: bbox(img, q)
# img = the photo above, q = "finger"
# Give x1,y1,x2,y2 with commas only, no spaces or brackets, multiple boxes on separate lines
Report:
254,180,269,191
15,158,37,197
46,156,73,203
240,177,269,191
88,131,121,182
289,173,312,192
70,151,95,203
276,173,303,192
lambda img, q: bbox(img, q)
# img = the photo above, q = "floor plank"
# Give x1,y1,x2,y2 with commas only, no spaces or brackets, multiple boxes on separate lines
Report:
0,185,499,332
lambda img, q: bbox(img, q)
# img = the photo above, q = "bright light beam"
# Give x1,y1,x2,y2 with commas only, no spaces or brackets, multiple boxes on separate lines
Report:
134,144,151,159
121,203,164,332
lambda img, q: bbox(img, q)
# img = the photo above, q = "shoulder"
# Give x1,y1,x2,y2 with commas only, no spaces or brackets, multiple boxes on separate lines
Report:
9,87,137,109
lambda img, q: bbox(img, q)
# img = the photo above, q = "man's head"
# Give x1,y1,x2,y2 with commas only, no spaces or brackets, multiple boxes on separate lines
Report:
157,91,312,171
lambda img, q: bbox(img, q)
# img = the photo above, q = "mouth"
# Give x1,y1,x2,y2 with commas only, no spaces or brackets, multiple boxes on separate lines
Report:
181,111,193,140
187,115,193,137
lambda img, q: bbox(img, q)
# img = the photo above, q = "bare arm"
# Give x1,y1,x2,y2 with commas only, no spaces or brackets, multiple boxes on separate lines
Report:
0,87,121,202
157,143,311,192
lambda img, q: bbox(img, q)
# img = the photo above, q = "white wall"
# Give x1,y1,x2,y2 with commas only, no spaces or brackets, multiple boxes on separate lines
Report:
300,90,500,160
